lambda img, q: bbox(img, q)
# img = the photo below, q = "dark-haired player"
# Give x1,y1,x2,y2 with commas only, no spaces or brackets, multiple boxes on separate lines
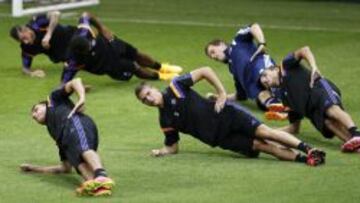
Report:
61,12,182,83
205,23,286,120
259,46,360,152
135,67,325,166
21,78,115,196
10,11,76,78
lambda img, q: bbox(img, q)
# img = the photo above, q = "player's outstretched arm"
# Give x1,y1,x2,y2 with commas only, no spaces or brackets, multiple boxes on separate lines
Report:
151,143,179,157
64,78,86,118
190,67,227,112
42,11,61,49
293,46,321,87
20,161,72,174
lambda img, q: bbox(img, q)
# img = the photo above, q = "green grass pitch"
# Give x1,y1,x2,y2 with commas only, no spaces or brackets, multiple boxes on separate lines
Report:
0,0,360,202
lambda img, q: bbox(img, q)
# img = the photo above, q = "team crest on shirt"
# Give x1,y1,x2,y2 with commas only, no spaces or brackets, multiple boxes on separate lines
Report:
171,99,176,105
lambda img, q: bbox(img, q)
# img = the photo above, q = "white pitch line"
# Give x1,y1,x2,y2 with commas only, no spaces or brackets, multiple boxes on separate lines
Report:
2,11,359,33
95,18,360,33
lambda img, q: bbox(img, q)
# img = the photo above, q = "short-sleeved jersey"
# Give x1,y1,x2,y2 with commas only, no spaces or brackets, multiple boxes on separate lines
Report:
225,25,275,99
159,73,261,147
45,87,74,143
62,16,115,83
21,14,77,69
279,53,312,122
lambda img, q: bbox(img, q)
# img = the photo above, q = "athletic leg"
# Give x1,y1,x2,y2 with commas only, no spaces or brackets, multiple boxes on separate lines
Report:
324,119,351,142
252,139,298,161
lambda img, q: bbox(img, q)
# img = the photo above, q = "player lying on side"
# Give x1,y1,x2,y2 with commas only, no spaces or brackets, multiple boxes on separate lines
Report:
20,78,115,196
259,46,360,152
204,23,286,120
10,11,75,78
135,67,325,166
61,12,182,84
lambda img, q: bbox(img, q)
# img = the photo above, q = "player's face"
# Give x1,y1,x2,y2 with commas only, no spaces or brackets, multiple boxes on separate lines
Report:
260,69,279,88
18,27,35,45
31,104,46,124
207,43,227,62
138,86,163,107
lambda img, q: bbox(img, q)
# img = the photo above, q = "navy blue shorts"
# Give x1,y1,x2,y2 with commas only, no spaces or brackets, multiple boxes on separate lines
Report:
308,78,342,138
59,115,98,168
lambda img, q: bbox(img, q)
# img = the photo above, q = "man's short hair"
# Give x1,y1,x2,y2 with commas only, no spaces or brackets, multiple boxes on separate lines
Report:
134,81,150,98
69,35,90,57
9,25,21,41
31,100,48,112
204,39,226,56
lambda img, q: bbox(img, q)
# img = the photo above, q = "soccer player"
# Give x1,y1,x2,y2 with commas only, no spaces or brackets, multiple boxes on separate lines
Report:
259,46,360,152
61,12,182,83
135,67,325,166
20,78,115,196
10,11,76,78
205,23,286,120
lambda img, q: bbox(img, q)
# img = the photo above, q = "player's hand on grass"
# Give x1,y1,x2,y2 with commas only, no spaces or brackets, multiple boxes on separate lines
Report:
151,146,176,157
67,98,85,118
151,149,164,157
41,34,51,49
20,163,34,172
214,93,226,113
30,69,46,78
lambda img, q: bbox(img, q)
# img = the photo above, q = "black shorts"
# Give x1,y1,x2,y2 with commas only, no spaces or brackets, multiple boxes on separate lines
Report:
307,78,342,139
217,102,261,157
106,36,138,81
59,115,99,168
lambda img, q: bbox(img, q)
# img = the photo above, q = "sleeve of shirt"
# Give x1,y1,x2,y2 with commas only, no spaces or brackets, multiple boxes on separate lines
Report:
61,59,80,84
234,24,253,42
282,53,301,70
58,147,67,162
77,16,96,38
31,14,49,31
288,110,304,124
159,112,180,146
169,73,194,98
21,52,33,70
49,86,71,107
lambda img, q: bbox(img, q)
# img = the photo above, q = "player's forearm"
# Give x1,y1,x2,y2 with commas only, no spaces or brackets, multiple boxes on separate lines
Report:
45,11,60,37
22,164,70,174
83,12,110,36
66,78,85,100
191,67,227,97
295,46,319,72
250,23,266,44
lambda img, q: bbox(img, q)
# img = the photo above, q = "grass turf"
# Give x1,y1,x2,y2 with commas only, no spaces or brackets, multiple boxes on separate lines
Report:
0,0,360,202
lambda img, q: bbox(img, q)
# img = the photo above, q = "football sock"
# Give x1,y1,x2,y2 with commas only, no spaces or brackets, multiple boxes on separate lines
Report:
297,142,311,154
94,168,108,178
295,153,307,163
150,62,161,70
264,97,281,108
348,126,360,137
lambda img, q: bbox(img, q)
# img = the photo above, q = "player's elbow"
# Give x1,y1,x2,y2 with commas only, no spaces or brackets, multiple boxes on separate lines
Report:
81,12,90,18
72,77,82,85
300,46,311,55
